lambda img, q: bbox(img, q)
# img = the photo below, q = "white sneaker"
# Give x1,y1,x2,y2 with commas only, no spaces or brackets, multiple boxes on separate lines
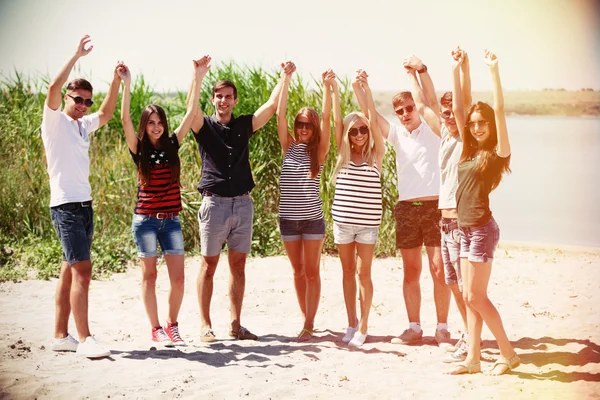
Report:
342,324,359,343
348,331,368,348
76,336,111,359
51,334,79,352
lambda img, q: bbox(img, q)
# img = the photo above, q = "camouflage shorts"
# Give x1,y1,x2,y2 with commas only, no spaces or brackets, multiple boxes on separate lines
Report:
394,200,441,249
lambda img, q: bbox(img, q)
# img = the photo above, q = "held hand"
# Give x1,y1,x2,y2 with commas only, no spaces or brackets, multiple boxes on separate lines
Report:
75,35,93,58
322,69,336,88
451,48,464,69
193,55,211,78
117,62,131,85
353,69,369,88
280,60,296,78
484,49,498,68
403,54,424,71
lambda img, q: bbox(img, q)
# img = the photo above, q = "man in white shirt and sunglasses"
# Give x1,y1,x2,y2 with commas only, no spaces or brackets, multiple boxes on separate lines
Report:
42,35,123,358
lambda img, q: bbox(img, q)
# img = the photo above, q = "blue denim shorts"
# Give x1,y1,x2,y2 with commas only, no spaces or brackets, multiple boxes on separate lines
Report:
441,220,462,286
131,213,184,258
459,217,500,263
50,201,94,266
279,218,325,242
333,222,379,245
199,194,253,257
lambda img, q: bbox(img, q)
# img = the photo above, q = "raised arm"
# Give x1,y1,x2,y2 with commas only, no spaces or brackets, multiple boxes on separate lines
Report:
97,62,124,128
276,62,295,154
360,73,386,166
460,49,473,108
404,63,441,136
486,50,510,157
253,61,294,132
319,69,334,164
404,55,439,115
175,55,210,144
46,35,93,110
353,70,390,140
330,73,343,147
118,64,138,154
451,51,466,140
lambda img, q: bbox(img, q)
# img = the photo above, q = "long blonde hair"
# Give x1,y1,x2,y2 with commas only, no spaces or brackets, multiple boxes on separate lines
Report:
333,112,376,182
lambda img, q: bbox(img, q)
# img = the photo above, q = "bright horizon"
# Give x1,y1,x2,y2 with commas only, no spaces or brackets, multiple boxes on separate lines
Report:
1,0,599,93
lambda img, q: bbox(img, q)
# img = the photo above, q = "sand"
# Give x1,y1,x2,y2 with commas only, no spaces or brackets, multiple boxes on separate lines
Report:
1,244,599,399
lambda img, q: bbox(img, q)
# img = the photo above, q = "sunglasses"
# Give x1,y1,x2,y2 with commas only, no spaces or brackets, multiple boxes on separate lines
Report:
441,110,453,119
349,126,369,137
394,104,415,116
295,121,313,130
67,94,94,107
468,120,489,130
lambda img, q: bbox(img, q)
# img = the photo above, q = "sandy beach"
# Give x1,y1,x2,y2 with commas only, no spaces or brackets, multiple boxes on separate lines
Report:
1,244,599,399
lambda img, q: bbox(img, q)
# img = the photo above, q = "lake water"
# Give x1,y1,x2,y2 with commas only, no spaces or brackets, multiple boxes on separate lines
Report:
387,116,600,248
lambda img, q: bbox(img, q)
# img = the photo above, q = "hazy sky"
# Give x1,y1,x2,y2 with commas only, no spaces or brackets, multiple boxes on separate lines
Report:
0,0,598,92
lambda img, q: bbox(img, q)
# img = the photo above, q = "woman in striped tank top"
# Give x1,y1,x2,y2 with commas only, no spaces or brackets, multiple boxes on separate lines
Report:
276,64,334,342
332,71,385,347
118,56,209,347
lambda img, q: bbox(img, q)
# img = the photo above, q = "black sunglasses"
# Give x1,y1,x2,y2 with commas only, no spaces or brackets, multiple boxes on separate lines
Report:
67,94,94,107
441,110,453,119
295,121,313,130
468,120,489,130
394,104,415,116
349,126,369,136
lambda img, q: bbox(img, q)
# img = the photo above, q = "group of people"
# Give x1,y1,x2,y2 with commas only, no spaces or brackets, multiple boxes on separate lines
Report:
43,35,519,375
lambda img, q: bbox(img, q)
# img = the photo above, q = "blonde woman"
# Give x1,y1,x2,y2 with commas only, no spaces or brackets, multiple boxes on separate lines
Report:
332,71,385,347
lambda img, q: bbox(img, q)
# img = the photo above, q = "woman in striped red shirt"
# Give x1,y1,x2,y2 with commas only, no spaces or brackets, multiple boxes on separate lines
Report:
332,70,385,347
118,56,209,347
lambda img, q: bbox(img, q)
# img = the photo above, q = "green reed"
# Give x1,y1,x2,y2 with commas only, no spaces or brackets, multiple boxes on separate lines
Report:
0,65,401,281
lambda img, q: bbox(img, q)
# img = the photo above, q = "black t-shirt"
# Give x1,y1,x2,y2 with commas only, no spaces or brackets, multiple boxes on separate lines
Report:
193,114,255,197
456,153,510,227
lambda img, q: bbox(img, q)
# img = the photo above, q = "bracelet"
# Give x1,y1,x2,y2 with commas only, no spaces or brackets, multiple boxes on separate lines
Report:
418,65,428,74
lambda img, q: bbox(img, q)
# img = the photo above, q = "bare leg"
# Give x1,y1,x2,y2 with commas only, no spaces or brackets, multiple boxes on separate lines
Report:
449,283,468,332
70,260,92,341
400,247,423,324
355,243,375,334
164,254,185,324
140,257,160,327
283,240,307,321
197,255,220,329
54,261,72,338
228,249,247,332
301,239,324,334
426,246,450,324
337,242,358,328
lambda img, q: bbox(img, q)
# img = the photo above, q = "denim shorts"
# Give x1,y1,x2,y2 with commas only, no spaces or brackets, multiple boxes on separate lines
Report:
441,220,462,287
199,194,253,257
131,213,184,258
394,200,441,249
50,201,94,266
279,218,326,242
459,217,500,263
333,222,379,245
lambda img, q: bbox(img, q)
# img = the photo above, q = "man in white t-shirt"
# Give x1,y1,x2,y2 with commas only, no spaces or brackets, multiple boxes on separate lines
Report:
42,35,123,359
358,56,452,345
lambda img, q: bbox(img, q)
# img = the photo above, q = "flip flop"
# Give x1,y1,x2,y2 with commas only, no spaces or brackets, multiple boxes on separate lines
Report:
297,329,313,343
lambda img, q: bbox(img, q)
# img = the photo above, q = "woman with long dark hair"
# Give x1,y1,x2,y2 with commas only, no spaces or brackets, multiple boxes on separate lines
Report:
448,50,519,375
118,56,209,347
276,64,332,342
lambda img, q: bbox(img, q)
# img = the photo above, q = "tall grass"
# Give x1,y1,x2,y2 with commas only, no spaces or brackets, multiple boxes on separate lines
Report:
0,64,401,281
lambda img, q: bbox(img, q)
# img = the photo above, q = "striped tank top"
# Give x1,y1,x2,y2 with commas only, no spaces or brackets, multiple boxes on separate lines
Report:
332,161,382,226
279,141,324,220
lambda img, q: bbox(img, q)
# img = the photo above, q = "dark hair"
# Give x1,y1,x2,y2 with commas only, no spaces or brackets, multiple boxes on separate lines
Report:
459,101,511,191
392,91,413,109
137,105,180,186
440,91,452,109
212,80,238,99
66,79,93,93
293,107,321,179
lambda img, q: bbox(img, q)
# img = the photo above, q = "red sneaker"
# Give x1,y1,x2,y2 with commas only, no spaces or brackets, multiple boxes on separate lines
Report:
152,327,174,347
164,321,186,346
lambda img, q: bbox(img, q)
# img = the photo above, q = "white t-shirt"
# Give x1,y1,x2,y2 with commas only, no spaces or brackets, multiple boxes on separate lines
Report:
438,126,463,209
41,103,100,207
387,121,441,201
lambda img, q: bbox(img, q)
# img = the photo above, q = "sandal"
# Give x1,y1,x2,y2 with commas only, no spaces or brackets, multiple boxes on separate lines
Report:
200,328,216,343
488,353,520,376
229,326,258,341
447,362,481,375
297,329,313,343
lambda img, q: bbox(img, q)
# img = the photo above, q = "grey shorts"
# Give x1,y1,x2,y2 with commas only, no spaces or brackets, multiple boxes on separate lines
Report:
459,217,500,263
198,194,253,257
441,219,462,287
333,222,379,245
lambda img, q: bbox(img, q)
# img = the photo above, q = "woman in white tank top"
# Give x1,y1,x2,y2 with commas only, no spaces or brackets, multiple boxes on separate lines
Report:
332,70,386,347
